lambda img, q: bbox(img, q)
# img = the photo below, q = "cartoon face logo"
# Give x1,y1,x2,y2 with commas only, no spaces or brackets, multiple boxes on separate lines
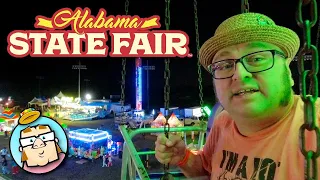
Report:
10,108,68,174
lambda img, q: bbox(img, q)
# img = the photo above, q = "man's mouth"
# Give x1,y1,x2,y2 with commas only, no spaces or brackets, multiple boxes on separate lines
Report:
233,89,259,96
38,150,44,157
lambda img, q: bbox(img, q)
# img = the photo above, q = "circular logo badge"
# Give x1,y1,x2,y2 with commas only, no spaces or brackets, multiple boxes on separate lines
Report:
9,109,68,174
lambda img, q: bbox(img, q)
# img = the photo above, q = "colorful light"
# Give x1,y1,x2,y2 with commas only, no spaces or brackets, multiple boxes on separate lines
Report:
203,106,211,116
68,128,111,142
68,135,108,142
136,57,142,111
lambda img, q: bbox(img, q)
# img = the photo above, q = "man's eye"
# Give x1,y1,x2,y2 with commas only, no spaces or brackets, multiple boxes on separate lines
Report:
30,139,33,142
42,136,46,139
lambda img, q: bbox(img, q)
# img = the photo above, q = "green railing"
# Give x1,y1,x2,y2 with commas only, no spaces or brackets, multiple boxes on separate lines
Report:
119,122,207,180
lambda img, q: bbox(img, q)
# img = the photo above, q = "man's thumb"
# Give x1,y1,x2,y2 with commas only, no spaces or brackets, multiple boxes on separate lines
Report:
166,134,182,147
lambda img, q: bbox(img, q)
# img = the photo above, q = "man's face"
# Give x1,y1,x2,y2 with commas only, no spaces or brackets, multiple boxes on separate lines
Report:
19,125,59,166
212,41,294,118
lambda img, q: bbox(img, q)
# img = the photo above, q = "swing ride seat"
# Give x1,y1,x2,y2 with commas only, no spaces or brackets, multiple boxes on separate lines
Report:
135,172,186,180
135,172,210,180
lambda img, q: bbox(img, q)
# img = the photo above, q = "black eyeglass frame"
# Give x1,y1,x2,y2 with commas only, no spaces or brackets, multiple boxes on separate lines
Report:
208,50,287,79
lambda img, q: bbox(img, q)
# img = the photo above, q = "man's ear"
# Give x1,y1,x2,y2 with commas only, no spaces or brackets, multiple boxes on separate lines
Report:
286,59,295,87
19,147,22,152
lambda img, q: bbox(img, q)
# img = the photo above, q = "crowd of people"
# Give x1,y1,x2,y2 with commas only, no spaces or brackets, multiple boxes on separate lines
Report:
0,147,18,175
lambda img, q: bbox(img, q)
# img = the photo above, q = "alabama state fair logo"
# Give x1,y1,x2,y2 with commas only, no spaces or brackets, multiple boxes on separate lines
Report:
7,7,191,58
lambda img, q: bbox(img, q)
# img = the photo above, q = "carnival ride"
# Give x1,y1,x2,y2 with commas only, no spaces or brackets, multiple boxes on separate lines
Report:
68,128,117,160
0,108,19,131
115,0,319,179
64,110,99,121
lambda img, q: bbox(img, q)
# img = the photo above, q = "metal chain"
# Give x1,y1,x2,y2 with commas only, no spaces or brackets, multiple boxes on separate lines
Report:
241,0,249,13
316,19,320,48
120,0,130,112
296,0,319,179
193,0,205,120
163,0,171,178
164,0,171,139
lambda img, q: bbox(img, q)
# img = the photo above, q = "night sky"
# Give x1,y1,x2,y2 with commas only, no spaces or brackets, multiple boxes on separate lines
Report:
0,0,318,111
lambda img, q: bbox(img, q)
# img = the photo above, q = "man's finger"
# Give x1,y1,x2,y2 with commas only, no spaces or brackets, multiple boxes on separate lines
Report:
155,152,172,165
155,153,171,164
156,152,173,160
155,144,172,153
156,133,168,145
166,133,183,147
162,157,172,165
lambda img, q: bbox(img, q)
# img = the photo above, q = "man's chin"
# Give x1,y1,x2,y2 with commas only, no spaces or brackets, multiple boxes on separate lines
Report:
48,157,58,163
27,158,57,167
232,106,266,118
26,161,49,167
37,162,49,166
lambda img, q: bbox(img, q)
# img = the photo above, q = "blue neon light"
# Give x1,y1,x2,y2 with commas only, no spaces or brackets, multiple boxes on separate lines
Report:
136,58,142,110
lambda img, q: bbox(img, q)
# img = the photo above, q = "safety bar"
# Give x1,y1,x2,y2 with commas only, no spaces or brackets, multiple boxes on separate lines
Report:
119,123,207,180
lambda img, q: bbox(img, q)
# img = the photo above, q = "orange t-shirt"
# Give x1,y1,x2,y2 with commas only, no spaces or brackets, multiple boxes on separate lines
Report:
199,95,320,180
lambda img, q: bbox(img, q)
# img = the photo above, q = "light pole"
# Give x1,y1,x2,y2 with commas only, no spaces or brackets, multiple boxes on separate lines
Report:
72,61,87,99
36,76,44,97
84,79,90,94
143,63,155,112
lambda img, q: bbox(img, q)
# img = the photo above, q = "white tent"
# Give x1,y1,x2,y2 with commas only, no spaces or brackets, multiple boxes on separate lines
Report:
153,112,166,123
168,113,183,127
151,112,166,127
28,97,43,106
56,91,66,99
49,98,61,106
28,97,47,111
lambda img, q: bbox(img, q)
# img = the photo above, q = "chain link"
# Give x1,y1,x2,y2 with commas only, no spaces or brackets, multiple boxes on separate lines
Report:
316,19,320,48
163,0,171,179
164,0,171,137
120,0,130,112
241,0,249,13
193,0,205,120
296,0,319,179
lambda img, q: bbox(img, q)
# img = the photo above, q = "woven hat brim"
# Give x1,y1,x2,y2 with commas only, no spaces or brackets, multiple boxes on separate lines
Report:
199,26,300,72
19,111,40,125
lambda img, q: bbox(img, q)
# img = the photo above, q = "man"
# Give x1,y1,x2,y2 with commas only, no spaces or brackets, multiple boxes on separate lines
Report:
1,157,10,175
155,12,320,179
19,124,65,173
0,147,7,160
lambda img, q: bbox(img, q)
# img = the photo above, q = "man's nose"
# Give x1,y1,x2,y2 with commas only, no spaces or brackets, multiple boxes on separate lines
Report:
32,138,45,149
231,62,253,81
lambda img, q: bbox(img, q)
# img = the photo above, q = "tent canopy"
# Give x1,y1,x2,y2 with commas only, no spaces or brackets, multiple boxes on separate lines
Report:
56,91,66,99
28,97,47,108
153,112,166,124
168,113,183,127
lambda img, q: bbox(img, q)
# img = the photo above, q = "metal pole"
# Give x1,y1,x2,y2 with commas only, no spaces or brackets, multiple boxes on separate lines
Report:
78,61,81,99
119,124,207,180
39,79,41,97
147,59,149,111
128,126,205,139
119,125,150,180
72,61,86,100
36,76,44,97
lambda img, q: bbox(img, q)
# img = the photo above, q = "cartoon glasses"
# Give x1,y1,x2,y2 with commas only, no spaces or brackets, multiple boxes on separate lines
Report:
20,131,55,147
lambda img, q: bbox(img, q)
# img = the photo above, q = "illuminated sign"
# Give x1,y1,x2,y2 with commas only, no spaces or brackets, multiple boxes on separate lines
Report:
7,7,190,58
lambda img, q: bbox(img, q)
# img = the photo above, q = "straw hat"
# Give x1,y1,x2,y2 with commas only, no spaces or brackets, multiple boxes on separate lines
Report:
199,12,300,72
19,108,41,125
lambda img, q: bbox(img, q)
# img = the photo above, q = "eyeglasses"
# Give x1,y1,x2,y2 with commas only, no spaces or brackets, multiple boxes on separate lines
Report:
20,131,55,147
208,50,287,79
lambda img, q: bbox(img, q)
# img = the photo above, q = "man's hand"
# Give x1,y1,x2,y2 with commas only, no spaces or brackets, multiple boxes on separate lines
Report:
155,133,186,165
